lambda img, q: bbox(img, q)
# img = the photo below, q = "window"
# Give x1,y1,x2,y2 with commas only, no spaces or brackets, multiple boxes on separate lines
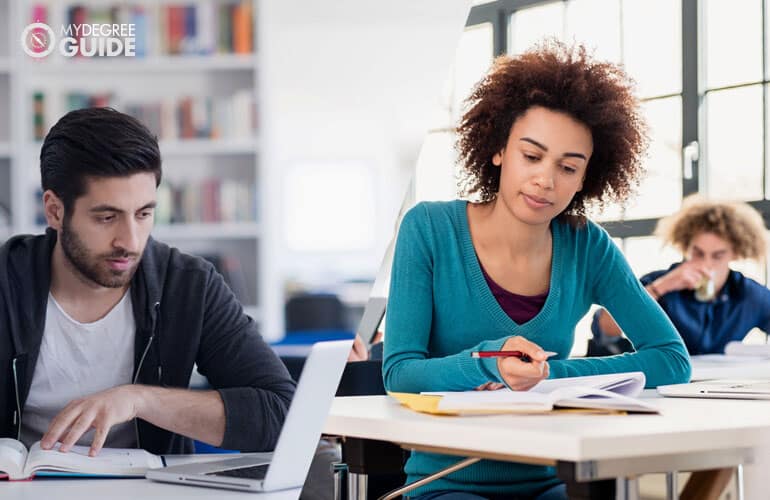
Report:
506,0,684,221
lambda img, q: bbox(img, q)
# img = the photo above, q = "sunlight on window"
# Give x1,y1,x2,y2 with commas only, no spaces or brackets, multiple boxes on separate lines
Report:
451,23,494,121
704,0,762,89
508,2,565,55
624,97,683,219
623,236,683,277
622,0,681,98
283,162,376,253
705,85,764,201
566,0,621,63
415,130,459,202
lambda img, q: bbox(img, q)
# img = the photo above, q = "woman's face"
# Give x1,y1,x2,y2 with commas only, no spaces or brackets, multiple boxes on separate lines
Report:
492,106,593,227
685,232,736,281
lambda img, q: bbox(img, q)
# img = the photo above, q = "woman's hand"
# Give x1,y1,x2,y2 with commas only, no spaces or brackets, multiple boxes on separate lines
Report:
654,261,710,295
474,382,506,391
496,336,550,391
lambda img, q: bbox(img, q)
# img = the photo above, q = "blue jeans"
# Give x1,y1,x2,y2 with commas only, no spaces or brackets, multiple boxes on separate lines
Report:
409,484,567,500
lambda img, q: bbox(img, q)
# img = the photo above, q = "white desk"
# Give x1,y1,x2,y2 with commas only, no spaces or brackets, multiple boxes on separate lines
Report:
2,478,301,499
2,453,301,500
690,354,770,381
325,394,770,500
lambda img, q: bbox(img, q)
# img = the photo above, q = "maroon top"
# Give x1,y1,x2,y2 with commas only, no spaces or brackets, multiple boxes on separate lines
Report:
480,265,548,324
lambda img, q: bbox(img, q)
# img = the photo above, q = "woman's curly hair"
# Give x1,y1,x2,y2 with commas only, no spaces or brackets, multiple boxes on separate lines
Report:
456,40,648,226
655,195,768,261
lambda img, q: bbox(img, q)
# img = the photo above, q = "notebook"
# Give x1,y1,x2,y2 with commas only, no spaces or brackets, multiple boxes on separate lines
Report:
146,339,353,492
658,379,770,400
390,372,658,415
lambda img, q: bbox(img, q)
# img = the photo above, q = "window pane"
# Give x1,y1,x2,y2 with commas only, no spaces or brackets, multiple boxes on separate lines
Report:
452,23,493,120
622,236,682,277
705,85,764,200
622,0,681,98
704,0,762,89
415,131,458,202
586,197,623,222
624,97,683,219
566,0,621,63
508,2,565,55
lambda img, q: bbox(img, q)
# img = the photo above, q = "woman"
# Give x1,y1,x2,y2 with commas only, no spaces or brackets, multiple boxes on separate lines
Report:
382,41,691,500
592,196,770,355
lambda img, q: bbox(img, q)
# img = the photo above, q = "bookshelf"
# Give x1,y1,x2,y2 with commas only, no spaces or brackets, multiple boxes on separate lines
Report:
1,1,280,339
26,54,258,73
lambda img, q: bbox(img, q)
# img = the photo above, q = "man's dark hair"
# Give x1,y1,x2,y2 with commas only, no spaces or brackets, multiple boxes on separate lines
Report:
40,107,162,212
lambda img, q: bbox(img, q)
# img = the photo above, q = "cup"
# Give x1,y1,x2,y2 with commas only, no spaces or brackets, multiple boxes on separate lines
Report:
694,272,716,302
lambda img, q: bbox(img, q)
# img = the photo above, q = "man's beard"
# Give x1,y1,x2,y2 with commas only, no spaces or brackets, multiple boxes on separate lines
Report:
60,216,140,288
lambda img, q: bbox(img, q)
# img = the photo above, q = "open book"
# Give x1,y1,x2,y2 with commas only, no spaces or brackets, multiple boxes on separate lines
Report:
390,372,657,415
0,439,163,480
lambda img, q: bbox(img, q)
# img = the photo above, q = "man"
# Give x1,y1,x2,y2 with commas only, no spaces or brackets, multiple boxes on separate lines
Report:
0,107,295,457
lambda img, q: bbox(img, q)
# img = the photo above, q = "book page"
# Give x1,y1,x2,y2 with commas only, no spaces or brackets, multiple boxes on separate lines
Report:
426,372,647,413
0,438,28,480
434,390,554,412
530,372,645,397
24,441,163,477
551,386,659,414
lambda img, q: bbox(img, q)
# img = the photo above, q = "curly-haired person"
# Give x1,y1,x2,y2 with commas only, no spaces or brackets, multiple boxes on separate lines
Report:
382,41,691,500
592,195,770,355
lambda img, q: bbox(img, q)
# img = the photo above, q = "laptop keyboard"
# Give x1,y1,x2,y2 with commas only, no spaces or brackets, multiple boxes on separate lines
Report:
207,464,269,480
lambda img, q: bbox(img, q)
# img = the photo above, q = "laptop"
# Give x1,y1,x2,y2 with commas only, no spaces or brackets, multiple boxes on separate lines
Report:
658,379,770,400
146,339,353,492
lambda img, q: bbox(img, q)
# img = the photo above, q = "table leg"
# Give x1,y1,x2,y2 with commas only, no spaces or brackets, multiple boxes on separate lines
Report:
665,471,678,500
615,477,640,500
333,463,348,500
348,472,368,500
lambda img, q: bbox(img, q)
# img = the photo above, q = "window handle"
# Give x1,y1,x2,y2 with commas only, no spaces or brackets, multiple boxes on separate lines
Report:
683,141,699,180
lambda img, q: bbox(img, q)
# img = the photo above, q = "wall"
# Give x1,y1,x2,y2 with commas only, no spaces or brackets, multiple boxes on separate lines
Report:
259,0,471,301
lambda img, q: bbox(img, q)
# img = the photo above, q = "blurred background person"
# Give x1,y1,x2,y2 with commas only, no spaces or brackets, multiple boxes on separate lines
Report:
591,195,770,356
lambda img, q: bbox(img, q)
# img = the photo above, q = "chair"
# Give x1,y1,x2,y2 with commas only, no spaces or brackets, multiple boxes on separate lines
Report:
277,293,355,381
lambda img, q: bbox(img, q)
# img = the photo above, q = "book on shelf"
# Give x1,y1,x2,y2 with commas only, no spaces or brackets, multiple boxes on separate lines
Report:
34,180,256,227
33,91,257,142
0,439,162,480
155,179,256,225
33,92,46,141
30,1,254,58
390,372,658,415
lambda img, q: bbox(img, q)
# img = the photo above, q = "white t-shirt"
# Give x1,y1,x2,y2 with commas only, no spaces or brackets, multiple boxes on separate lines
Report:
20,291,137,449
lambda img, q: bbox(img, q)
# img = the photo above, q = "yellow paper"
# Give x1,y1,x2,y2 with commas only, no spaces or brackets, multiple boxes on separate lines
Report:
388,392,626,416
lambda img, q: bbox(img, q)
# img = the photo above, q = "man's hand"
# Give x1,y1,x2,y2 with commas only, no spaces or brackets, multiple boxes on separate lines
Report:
655,261,710,294
496,336,550,391
41,385,142,457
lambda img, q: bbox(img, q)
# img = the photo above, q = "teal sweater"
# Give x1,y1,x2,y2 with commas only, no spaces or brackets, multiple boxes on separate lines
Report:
382,200,691,497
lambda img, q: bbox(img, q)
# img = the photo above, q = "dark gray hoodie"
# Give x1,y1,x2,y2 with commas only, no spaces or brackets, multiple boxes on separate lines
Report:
0,229,295,454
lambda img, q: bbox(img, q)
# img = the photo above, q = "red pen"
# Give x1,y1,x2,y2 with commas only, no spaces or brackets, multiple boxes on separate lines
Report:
470,350,557,360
